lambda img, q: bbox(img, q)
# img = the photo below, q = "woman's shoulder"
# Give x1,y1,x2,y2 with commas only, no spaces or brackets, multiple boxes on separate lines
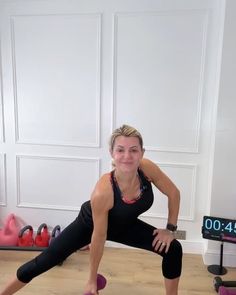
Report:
98,172,112,184
139,158,160,182
139,158,156,171
91,172,114,210
93,172,113,197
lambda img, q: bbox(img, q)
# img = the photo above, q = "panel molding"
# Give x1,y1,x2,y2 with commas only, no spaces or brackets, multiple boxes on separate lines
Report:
141,161,197,221
106,239,204,255
0,43,5,143
0,153,7,206
112,9,209,153
16,154,101,211
11,13,102,148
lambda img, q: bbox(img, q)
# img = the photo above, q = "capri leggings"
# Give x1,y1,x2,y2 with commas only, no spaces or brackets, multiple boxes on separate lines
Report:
17,216,182,283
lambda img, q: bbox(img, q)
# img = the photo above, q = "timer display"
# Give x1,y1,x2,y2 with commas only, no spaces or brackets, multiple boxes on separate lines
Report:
202,216,236,244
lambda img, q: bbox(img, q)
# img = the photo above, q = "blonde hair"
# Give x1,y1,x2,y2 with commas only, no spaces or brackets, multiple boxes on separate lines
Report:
109,124,143,151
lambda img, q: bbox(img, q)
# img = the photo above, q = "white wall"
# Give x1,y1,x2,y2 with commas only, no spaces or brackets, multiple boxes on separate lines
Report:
0,0,230,262
203,0,236,267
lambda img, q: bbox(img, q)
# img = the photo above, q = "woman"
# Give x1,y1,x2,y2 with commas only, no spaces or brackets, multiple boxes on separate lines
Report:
0,124,182,295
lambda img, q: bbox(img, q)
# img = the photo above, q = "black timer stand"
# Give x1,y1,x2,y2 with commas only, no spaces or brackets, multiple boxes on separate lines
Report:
207,241,227,275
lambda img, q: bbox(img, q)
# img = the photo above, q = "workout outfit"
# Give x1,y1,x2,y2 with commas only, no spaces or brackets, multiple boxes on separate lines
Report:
17,169,182,283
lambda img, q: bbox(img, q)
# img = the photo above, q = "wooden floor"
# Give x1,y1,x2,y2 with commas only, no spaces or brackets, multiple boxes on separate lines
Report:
0,247,236,294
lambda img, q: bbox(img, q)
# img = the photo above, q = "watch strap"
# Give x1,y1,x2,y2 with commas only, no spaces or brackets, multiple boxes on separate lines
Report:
166,223,177,232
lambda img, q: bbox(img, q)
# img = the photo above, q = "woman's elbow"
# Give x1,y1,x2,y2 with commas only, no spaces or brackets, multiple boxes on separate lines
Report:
172,186,180,202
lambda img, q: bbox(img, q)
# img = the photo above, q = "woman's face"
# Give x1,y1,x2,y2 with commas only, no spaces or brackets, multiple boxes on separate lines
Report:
110,136,144,173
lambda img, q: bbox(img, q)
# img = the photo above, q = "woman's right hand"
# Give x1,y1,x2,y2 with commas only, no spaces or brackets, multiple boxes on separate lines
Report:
84,280,98,295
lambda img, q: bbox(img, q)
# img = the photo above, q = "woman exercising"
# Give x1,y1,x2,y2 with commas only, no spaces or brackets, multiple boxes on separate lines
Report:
0,124,182,295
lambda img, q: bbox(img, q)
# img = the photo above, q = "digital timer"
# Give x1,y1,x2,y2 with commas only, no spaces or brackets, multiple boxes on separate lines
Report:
202,216,236,244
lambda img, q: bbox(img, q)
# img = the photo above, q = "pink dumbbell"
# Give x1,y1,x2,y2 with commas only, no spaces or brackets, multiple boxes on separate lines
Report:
84,274,107,295
219,286,236,295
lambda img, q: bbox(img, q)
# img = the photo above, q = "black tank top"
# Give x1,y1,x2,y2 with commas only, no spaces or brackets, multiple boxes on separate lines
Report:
79,169,154,234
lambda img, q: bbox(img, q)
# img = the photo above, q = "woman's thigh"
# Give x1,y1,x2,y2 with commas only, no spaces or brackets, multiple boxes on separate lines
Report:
108,219,183,278
108,219,157,253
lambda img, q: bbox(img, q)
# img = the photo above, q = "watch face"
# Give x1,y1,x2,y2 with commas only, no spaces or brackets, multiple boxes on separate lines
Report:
202,216,236,244
167,223,177,232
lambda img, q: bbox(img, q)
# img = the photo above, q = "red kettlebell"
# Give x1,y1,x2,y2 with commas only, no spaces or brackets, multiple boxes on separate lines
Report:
0,213,20,246
18,225,34,247
84,274,107,295
49,225,61,245
35,223,50,247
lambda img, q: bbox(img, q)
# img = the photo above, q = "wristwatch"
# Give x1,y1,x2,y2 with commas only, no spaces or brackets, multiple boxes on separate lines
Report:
166,223,177,232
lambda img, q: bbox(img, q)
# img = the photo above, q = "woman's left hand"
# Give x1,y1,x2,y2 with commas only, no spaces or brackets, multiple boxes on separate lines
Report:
152,228,175,253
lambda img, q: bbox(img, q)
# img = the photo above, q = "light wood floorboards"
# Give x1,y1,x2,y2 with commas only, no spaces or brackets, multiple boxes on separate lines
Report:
0,247,236,294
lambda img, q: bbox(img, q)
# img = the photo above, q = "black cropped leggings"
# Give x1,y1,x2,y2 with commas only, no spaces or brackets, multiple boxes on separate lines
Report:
17,215,182,283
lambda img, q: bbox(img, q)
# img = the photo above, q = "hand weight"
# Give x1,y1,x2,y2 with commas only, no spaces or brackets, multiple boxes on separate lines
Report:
18,225,34,247
84,274,107,295
219,286,236,295
214,277,236,292
34,223,50,247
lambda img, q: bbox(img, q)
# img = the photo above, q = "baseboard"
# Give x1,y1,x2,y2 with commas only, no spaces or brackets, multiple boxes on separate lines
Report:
105,240,204,255
203,249,236,268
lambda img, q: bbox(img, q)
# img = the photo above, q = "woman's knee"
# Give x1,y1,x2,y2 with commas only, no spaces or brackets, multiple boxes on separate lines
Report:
16,247,66,283
169,239,183,258
16,259,37,283
162,239,183,279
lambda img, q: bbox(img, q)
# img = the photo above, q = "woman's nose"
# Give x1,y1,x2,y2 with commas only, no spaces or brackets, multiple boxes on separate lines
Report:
124,151,131,158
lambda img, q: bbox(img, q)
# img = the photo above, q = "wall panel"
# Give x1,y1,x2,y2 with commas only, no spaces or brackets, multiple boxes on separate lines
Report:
11,14,101,147
0,45,4,144
0,153,6,206
16,155,100,210
143,162,197,221
113,10,208,153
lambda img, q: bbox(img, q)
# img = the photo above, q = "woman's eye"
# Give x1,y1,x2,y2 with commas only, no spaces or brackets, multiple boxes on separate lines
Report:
130,149,138,153
117,149,124,153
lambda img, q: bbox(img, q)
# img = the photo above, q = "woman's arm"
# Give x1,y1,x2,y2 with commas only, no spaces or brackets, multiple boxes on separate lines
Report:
140,158,180,253
140,158,180,225
85,175,113,295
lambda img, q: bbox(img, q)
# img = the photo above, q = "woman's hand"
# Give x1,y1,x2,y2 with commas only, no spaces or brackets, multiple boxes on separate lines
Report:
84,279,98,295
152,228,175,253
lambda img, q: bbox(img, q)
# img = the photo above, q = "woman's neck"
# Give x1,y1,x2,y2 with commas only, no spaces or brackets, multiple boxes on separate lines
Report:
114,169,141,201
114,169,139,189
